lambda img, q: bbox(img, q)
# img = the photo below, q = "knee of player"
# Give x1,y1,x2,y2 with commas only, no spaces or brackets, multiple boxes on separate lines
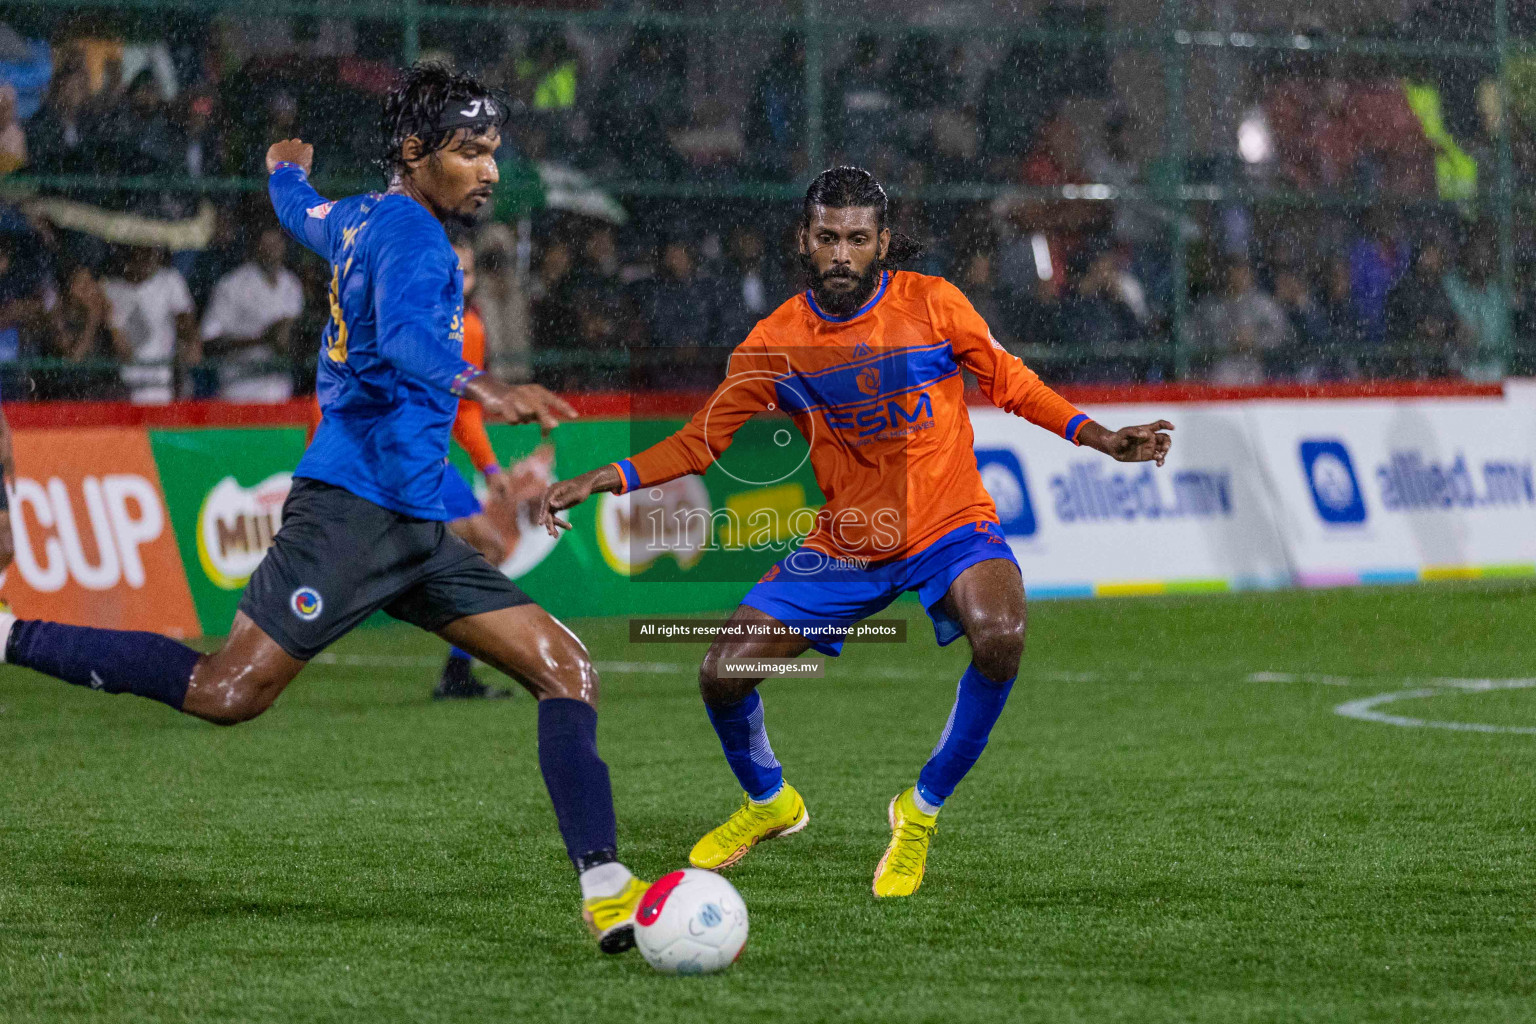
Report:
537,647,600,705
205,682,277,725
968,611,1026,677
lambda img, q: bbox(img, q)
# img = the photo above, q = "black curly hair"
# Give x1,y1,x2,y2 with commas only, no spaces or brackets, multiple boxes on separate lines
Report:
801,166,926,266
378,62,507,183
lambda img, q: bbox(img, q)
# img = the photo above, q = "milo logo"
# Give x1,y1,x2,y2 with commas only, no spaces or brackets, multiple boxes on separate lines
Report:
196,473,292,589
595,477,713,576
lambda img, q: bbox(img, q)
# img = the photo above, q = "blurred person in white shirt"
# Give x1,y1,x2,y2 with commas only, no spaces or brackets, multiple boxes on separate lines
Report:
102,246,198,404
199,227,303,402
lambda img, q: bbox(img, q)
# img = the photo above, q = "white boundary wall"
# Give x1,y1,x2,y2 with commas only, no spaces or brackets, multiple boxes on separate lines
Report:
969,384,1536,598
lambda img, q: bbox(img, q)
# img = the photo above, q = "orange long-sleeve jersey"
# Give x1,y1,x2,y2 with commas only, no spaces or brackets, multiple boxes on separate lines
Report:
450,308,498,472
609,270,1091,561
310,306,498,472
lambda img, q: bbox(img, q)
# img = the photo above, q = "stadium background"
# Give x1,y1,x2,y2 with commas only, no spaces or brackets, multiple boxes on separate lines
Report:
5,4,1536,1021
0,0,1533,629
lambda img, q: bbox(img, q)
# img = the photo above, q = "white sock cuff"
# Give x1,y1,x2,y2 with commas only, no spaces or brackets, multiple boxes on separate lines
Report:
579,860,633,901
0,610,16,664
911,787,943,817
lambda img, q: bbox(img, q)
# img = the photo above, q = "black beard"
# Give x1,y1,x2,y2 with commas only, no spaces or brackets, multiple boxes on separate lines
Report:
804,259,881,316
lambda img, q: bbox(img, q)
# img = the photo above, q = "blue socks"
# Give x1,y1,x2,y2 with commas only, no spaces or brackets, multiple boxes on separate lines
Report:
705,690,783,802
536,698,619,871
447,646,471,662
915,663,1016,809
6,619,201,711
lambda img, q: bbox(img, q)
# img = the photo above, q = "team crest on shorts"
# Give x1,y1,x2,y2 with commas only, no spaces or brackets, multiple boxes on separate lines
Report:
290,587,323,621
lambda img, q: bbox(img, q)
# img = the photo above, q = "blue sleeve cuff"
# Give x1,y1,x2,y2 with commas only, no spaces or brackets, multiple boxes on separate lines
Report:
1065,414,1089,444
271,161,306,177
614,459,641,494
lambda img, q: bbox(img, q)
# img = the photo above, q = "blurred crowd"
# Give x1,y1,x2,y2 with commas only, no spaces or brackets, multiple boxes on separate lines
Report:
0,3,1533,402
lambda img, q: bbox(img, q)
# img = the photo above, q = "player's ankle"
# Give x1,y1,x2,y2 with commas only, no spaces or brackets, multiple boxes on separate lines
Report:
748,780,786,806
911,784,943,817
578,859,634,900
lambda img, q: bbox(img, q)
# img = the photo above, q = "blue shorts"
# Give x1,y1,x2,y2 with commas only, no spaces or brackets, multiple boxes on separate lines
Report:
740,520,1019,656
440,465,483,521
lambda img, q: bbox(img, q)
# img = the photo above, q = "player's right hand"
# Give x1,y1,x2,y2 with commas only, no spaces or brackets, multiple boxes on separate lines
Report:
266,138,313,175
538,465,622,538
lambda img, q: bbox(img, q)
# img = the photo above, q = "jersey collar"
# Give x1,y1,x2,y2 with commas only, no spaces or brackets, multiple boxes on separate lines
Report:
805,270,891,324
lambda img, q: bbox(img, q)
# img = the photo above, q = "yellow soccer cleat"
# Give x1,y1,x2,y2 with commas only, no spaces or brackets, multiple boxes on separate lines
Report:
583,875,650,954
872,788,939,898
689,784,809,870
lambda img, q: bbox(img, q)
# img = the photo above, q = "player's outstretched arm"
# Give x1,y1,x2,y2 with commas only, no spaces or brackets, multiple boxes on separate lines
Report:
461,375,578,433
265,138,332,258
1076,419,1175,466
539,465,622,537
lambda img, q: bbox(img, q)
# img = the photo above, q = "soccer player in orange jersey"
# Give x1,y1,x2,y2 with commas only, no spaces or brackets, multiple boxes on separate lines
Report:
541,167,1173,897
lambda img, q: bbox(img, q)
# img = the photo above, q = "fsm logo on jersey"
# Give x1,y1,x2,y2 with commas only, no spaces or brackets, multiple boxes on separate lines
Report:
974,448,1037,537
1300,439,1366,524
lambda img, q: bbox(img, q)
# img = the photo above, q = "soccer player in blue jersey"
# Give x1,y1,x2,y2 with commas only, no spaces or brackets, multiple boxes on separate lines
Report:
0,65,649,953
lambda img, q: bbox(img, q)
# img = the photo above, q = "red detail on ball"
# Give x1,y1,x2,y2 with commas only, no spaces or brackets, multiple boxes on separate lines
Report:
636,871,687,927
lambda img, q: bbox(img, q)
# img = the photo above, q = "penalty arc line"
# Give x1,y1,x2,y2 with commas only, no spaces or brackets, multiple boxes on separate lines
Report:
1334,677,1536,735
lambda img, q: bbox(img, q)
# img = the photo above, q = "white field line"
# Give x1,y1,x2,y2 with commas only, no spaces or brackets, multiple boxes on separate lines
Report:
1334,677,1536,736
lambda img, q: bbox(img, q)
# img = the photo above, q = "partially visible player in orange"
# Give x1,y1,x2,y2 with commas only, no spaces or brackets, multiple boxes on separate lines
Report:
540,167,1173,897
305,237,533,698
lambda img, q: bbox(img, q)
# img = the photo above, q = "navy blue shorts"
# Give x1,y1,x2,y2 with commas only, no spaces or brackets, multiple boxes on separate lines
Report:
239,478,530,660
740,520,1019,656
440,464,483,520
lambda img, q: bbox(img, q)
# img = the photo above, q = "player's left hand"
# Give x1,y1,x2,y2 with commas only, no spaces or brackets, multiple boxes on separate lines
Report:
469,379,578,433
1083,419,1174,466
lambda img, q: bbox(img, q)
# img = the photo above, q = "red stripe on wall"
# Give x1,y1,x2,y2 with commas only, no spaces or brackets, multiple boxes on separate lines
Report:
2,378,1505,430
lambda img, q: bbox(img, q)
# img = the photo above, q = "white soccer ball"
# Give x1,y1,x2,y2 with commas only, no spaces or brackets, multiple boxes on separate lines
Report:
634,869,749,974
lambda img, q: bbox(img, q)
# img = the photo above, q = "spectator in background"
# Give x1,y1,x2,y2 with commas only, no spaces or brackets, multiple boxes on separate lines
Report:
1444,231,1512,381
955,247,1008,344
199,226,302,401
1272,264,1335,380
102,245,198,404
0,232,46,361
1193,257,1289,384
828,35,896,171
717,224,779,344
0,84,25,175
1383,238,1458,377
176,86,225,181
589,28,687,177
978,42,1051,180
629,238,724,386
1318,252,1360,374
97,69,177,181
531,235,579,355
35,254,121,401
48,255,110,362
746,33,807,180
26,50,93,174
1059,246,1148,379
1348,210,1410,349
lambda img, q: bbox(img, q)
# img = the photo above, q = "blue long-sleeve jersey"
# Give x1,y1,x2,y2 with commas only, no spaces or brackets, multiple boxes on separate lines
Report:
270,164,478,519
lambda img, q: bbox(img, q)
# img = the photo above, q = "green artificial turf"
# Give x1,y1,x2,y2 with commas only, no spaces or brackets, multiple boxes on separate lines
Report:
3,582,1536,1022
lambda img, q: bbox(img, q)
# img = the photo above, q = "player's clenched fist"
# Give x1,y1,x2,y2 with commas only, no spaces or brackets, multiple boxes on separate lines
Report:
266,138,313,176
464,377,578,433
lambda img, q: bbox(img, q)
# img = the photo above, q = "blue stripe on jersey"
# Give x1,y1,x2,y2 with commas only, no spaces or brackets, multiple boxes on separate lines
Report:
773,341,959,415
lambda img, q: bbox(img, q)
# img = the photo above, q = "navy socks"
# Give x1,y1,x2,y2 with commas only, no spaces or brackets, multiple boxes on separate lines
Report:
916,662,1016,808
447,646,472,663
536,698,619,871
705,690,783,802
6,619,200,711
